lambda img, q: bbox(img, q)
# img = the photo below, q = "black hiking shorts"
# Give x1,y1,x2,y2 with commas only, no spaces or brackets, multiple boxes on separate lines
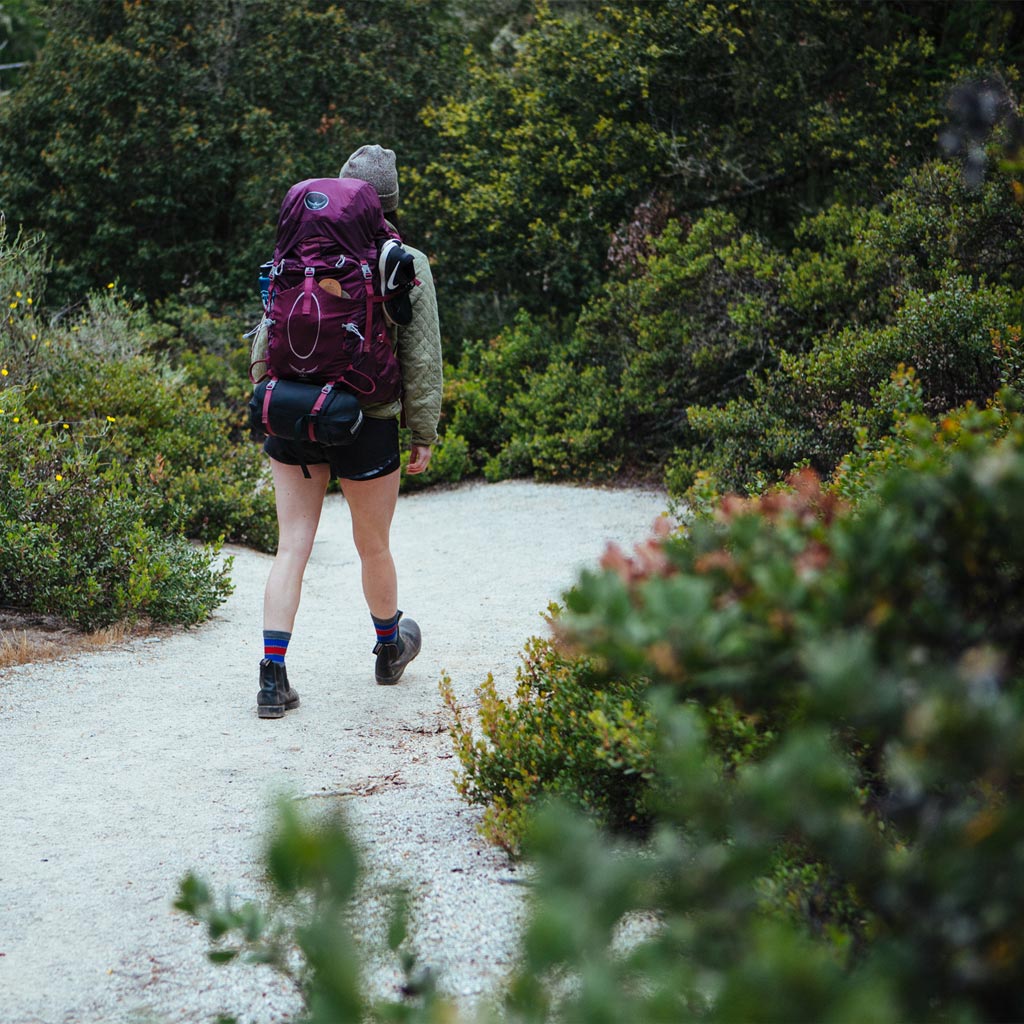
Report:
264,414,400,481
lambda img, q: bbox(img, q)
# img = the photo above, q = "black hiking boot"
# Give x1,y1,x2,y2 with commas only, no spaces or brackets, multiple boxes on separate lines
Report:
280,663,300,712
374,616,421,685
257,659,300,718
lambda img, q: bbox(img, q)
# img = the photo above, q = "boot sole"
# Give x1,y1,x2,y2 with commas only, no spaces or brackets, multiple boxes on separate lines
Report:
257,704,285,719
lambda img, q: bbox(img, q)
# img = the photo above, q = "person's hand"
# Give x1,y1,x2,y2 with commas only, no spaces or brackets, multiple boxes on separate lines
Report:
406,443,433,475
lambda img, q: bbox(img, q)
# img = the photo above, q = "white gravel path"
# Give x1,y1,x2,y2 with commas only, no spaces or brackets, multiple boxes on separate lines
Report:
0,480,667,1024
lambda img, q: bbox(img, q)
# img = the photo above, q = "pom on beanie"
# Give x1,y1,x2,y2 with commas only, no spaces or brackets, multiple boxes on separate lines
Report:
339,144,399,212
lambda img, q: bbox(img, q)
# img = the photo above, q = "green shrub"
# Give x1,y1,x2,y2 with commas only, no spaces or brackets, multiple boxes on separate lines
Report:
1,228,247,627
531,407,1024,1021
440,629,655,854
686,277,1015,494
439,210,793,487
0,386,232,629
483,361,622,483
442,310,559,474
782,161,1024,338
574,212,790,447
0,229,277,552
678,158,1024,499
25,346,275,550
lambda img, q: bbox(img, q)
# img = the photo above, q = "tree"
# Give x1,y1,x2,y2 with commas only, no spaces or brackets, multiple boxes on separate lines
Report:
0,0,463,304
418,0,1024,327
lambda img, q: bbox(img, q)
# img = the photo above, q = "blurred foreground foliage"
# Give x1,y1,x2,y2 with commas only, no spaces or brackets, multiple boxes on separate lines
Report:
177,800,449,1024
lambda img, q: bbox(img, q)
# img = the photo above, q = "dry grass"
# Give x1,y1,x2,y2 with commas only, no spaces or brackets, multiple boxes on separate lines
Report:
0,614,158,670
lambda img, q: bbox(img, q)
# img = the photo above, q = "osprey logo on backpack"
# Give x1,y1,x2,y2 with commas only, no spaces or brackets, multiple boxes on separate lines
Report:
261,177,408,405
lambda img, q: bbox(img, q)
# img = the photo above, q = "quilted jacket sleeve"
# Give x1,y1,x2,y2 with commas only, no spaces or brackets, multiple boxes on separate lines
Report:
395,245,443,447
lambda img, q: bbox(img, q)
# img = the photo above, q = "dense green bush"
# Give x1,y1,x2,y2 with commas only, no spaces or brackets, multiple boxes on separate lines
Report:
484,361,621,482
0,226,257,627
686,277,1015,493
421,1,1011,324
436,157,1023,495
0,385,233,629
441,310,564,477
440,629,655,854
439,211,794,486
678,160,1024,495
1,227,277,552
522,400,1024,1021
32,349,275,550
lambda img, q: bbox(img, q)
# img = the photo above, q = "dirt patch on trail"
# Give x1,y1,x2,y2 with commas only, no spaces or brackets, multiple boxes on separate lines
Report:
0,610,170,670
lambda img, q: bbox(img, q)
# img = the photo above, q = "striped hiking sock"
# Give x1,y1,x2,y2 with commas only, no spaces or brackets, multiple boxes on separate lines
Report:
371,611,401,650
263,629,291,664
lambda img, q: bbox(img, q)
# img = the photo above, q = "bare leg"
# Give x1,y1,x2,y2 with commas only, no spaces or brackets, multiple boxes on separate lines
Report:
263,460,331,632
339,468,401,619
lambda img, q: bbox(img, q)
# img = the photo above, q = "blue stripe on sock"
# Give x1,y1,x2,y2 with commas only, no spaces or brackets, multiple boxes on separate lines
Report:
264,629,291,664
372,612,400,646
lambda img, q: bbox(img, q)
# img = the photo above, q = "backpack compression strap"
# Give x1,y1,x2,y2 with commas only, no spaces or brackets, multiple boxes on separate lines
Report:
261,378,278,433
302,267,315,315
307,384,334,442
360,260,375,350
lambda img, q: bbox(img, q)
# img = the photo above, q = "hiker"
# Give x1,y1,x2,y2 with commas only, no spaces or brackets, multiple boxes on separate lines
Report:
257,144,442,718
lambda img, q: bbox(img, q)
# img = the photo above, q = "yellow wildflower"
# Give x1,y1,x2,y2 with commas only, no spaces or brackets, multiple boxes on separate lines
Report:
106,415,117,423
1,368,7,376
56,474,63,482
107,282,115,289
12,416,19,423
26,298,32,306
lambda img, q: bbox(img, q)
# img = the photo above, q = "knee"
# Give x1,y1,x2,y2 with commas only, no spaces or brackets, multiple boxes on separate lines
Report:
352,530,391,563
276,531,316,564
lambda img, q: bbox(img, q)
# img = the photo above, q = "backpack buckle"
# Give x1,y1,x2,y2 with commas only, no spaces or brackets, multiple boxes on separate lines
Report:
302,266,316,314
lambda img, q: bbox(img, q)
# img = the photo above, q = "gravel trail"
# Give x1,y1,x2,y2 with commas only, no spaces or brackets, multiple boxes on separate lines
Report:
0,480,667,1024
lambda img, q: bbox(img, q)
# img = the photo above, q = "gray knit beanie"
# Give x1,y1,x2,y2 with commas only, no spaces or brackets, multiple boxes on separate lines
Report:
339,144,399,212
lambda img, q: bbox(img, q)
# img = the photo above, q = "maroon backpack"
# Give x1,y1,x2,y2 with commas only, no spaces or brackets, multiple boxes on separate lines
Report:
263,177,401,405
